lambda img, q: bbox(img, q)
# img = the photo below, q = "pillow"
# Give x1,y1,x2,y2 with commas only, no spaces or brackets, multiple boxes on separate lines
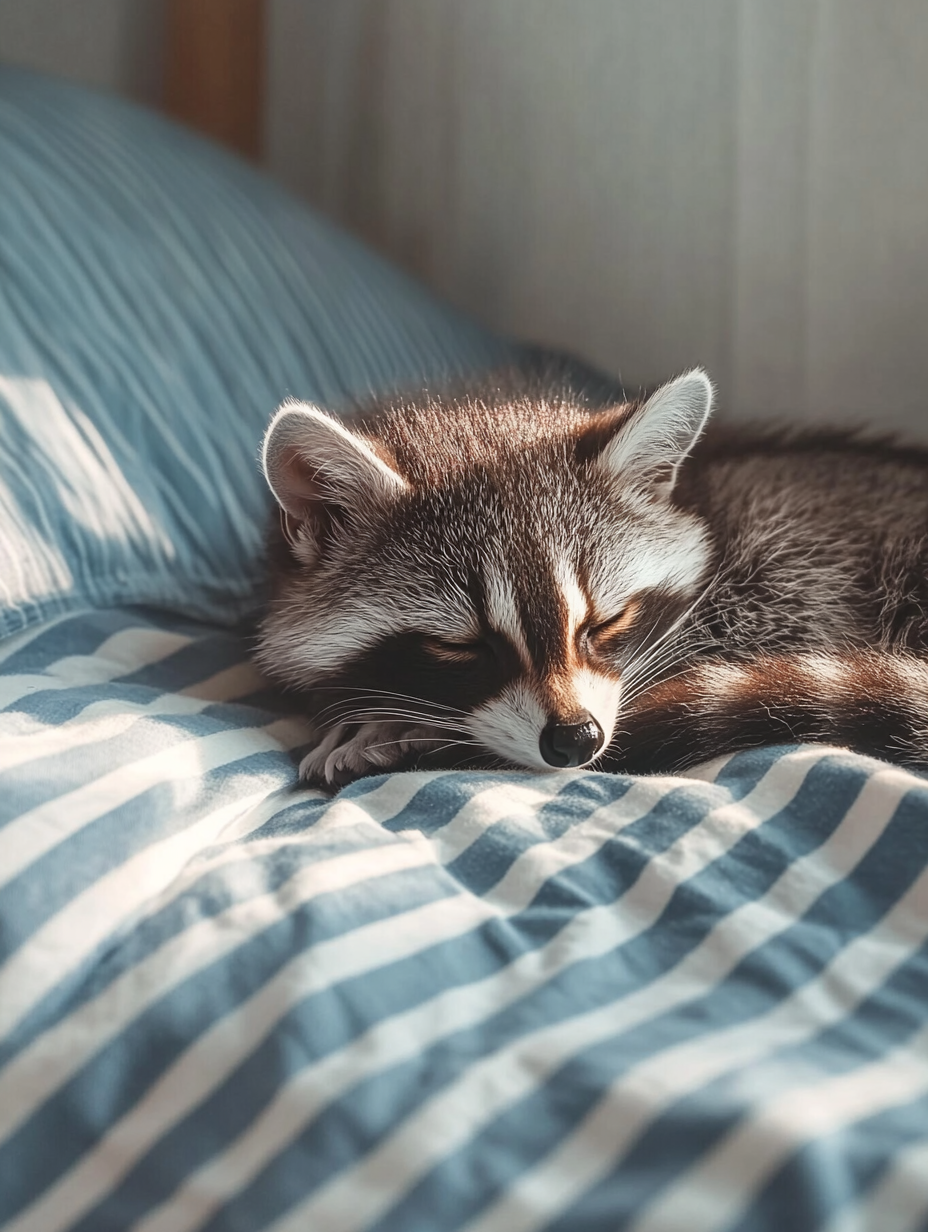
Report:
0,67,514,639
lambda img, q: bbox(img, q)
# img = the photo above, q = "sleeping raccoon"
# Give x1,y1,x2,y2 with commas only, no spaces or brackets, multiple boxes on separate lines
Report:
255,370,928,787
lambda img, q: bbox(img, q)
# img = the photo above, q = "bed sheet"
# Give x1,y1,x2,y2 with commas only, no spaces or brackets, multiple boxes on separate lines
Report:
1,608,927,1232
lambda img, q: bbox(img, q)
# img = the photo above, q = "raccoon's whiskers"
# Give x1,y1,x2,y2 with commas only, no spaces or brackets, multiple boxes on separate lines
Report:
312,703,466,727
311,685,470,713
623,633,713,688
619,636,716,712
621,643,698,700
363,736,484,752
623,641,687,686
419,740,504,767
623,568,721,681
311,689,470,725
325,708,465,730
619,578,719,699
619,662,702,714
619,672,679,713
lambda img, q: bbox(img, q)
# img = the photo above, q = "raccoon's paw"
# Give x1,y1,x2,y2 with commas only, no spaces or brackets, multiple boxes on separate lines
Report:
298,721,443,789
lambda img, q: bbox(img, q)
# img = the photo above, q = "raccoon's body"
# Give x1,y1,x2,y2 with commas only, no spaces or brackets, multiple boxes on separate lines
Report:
256,370,928,787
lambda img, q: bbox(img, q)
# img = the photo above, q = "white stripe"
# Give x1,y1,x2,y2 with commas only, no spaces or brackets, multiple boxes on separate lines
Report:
457,766,928,1232
819,1136,928,1232
128,749,833,1232
629,1024,928,1232
0,716,309,895
0,719,308,1041
0,783,272,1043
0,777,434,1150
0,662,266,772
551,554,588,632
0,626,193,709
484,568,530,663
260,758,914,1232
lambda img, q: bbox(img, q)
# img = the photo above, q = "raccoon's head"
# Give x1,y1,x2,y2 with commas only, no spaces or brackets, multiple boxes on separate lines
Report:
257,370,713,775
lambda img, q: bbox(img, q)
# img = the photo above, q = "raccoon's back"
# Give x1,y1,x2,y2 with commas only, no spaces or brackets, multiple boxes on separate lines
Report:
683,428,928,654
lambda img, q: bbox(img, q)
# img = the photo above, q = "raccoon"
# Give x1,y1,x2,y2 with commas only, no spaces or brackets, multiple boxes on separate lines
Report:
255,370,928,787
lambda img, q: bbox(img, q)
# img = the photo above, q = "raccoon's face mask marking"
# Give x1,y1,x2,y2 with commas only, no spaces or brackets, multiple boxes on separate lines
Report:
258,371,713,782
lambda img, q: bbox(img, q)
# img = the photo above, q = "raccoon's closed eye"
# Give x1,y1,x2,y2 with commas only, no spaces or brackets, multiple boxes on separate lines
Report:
425,637,492,663
587,599,640,641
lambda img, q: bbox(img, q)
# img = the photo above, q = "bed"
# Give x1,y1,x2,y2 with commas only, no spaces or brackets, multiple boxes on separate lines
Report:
1,63,927,1232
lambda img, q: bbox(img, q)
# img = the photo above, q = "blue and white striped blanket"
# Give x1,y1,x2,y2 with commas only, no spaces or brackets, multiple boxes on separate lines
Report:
2,608,928,1232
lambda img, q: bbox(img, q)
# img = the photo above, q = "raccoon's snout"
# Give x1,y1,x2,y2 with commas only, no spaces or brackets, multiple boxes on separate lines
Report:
539,715,605,768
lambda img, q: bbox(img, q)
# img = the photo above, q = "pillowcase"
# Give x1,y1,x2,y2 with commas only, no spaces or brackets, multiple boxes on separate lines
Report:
0,67,514,638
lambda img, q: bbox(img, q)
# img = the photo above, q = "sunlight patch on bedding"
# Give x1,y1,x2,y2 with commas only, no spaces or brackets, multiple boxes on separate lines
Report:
0,376,173,554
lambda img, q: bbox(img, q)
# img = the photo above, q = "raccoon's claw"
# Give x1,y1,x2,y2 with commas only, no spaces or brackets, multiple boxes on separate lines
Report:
298,721,445,789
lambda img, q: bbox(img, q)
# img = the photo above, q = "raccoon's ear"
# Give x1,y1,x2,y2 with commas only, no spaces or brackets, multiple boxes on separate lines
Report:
593,369,712,498
262,400,408,544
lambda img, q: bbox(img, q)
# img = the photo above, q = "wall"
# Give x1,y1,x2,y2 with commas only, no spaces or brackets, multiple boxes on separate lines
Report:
266,1,928,434
0,0,164,106
3,1,927,433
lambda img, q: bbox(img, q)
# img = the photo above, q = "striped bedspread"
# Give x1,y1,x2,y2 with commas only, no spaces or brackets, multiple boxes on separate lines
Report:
1,609,927,1232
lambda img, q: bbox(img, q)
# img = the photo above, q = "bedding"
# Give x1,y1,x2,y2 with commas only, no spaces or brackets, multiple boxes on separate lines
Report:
1,607,928,1232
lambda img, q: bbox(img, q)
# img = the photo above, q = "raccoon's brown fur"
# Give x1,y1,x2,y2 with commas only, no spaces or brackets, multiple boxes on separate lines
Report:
256,369,928,786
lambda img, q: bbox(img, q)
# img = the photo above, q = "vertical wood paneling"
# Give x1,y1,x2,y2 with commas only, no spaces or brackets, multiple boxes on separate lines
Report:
372,0,740,394
805,1,928,428
0,0,165,105
731,0,816,418
266,0,928,434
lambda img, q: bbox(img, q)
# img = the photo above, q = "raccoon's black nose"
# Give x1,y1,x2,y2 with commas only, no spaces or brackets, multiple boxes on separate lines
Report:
539,716,605,768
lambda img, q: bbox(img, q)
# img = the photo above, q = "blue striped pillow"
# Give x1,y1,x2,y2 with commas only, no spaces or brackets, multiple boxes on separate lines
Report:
0,67,512,639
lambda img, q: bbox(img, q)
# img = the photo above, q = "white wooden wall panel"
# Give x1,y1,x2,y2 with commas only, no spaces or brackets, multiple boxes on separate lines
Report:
730,0,815,419
0,0,164,105
273,3,928,434
804,2,928,428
